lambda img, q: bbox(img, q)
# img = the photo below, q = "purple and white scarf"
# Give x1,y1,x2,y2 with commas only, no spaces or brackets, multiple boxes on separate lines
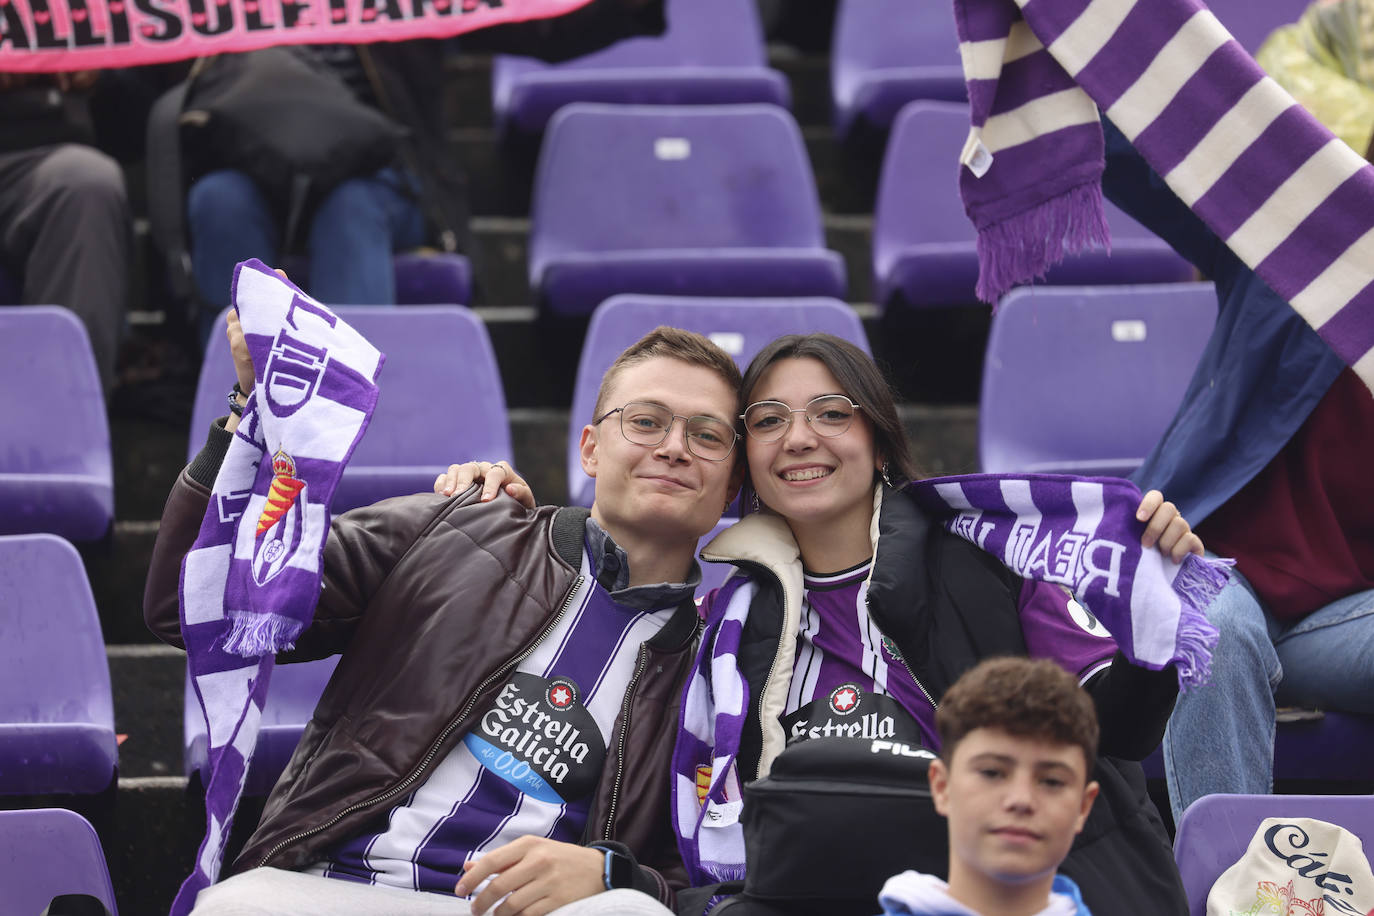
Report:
955,0,1374,394
671,475,1227,890
172,260,384,915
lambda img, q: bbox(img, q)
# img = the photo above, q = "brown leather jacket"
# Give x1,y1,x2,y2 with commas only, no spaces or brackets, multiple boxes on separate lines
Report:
144,432,699,902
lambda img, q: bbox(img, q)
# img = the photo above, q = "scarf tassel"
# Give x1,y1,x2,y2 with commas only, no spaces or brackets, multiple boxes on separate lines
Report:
222,610,303,657
1168,554,1232,690
973,181,1111,304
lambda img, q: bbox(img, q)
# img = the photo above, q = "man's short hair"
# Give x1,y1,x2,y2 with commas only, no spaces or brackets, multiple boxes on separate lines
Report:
936,657,1099,775
592,326,744,420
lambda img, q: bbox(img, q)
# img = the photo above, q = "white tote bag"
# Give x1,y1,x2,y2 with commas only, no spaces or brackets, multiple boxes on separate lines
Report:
1207,817,1374,916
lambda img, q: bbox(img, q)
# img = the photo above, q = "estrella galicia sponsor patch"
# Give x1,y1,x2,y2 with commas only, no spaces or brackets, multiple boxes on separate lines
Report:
463,673,605,804
783,689,924,746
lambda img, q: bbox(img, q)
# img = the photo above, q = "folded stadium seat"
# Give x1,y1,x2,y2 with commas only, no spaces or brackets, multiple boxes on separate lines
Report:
185,655,340,797
873,101,1195,312
190,305,510,514
979,283,1216,478
491,0,790,136
0,307,113,541
1204,0,1312,53
830,0,966,141
1174,793,1374,916
0,534,118,796
566,294,870,507
275,252,472,307
0,808,119,915
531,104,847,318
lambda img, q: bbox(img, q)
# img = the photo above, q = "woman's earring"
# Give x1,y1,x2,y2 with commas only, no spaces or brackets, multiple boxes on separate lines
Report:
881,462,894,488
751,491,760,513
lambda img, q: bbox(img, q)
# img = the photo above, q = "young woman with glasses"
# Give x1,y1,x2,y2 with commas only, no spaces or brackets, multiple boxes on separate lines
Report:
670,333,1201,916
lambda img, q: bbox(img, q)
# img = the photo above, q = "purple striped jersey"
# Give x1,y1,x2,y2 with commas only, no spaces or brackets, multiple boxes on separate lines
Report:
310,553,676,894
781,563,1117,751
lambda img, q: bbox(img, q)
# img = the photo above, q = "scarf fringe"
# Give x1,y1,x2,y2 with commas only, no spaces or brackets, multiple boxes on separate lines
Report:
974,181,1111,304
222,610,303,658
1168,554,1232,689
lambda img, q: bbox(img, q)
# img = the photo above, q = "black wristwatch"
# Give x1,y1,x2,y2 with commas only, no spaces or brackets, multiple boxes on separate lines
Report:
599,847,636,891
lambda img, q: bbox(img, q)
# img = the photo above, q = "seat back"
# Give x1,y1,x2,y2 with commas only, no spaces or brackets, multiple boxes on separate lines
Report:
830,0,965,135
874,102,1192,309
493,0,772,119
0,306,113,540
0,808,118,915
566,295,870,506
190,306,511,514
185,655,340,795
1174,794,1374,916
0,534,117,794
531,103,826,284
1204,0,1311,53
979,283,1216,477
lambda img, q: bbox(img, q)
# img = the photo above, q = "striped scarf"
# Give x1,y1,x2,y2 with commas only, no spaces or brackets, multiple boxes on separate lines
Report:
671,475,1227,893
173,260,384,914
956,0,1374,393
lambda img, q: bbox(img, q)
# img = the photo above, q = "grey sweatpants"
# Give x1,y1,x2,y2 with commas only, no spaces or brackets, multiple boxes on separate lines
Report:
0,143,130,390
191,867,676,916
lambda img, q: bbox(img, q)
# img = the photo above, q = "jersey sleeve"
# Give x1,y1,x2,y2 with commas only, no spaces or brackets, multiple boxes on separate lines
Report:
1017,578,1117,683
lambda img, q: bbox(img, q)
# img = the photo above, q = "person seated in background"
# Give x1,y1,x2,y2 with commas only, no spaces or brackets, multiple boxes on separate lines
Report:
1100,0,1374,816
0,71,129,392
144,319,745,914
876,657,1099,916
182,40,465,349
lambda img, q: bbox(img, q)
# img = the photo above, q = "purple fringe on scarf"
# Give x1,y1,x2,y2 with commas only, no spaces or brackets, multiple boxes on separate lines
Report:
221,611,305,658
974,181,1111,303
1170,553,1233,690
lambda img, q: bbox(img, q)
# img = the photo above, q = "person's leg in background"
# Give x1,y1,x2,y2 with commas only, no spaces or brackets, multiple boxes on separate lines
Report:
0,144,130,391
1271,588,1374,714
187,169,279,349
304,167,426,306
1161,566,1281,822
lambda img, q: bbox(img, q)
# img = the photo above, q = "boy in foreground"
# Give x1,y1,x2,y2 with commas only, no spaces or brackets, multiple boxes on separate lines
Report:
878,658,1101,916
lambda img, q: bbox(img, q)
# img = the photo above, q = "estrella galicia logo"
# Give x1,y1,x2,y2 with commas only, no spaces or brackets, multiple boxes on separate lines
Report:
545,677,578,710
829,683,861,716
464,673,606,805
252,449,305,586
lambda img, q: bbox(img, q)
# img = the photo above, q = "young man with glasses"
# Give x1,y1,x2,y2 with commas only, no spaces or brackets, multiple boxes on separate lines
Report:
144,323,744,916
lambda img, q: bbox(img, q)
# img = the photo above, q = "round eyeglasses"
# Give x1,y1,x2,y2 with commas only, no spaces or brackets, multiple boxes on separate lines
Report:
594,401,740,461
741,394,863,443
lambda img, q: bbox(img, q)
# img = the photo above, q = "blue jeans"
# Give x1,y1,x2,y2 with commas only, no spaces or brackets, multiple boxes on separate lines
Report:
187,167,426,346
1162,564,1374,821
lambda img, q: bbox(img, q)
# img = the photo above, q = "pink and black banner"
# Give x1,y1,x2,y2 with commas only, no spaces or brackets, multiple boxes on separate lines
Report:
0,0,591,72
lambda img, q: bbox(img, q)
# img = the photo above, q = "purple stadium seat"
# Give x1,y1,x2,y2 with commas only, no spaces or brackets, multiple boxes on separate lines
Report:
276,252,472,307
0,307,113,541
185,655,340,796
190,305,511,514
566,294,870,507
491,0,789,135
1205,0,1311,54
0,808,119,915
830,0,966,139
873,101,1195,311
531,104,847,318
979,283,1216,478
1174,794,1374,916
0,534,118,795
1143,709,1374,783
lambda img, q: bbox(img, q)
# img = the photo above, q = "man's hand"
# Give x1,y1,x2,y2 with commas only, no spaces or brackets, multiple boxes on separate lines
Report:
223,309,256,433
1136,490,1204,563
454,837,606,916
434,460,535,508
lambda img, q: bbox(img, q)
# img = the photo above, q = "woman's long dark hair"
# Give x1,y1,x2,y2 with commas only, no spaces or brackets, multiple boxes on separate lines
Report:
738,334,923,507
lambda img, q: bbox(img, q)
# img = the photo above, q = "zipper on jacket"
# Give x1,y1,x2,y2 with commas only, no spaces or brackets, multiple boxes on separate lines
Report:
256,574,588,869
865,594,938,710
599,647,650,841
